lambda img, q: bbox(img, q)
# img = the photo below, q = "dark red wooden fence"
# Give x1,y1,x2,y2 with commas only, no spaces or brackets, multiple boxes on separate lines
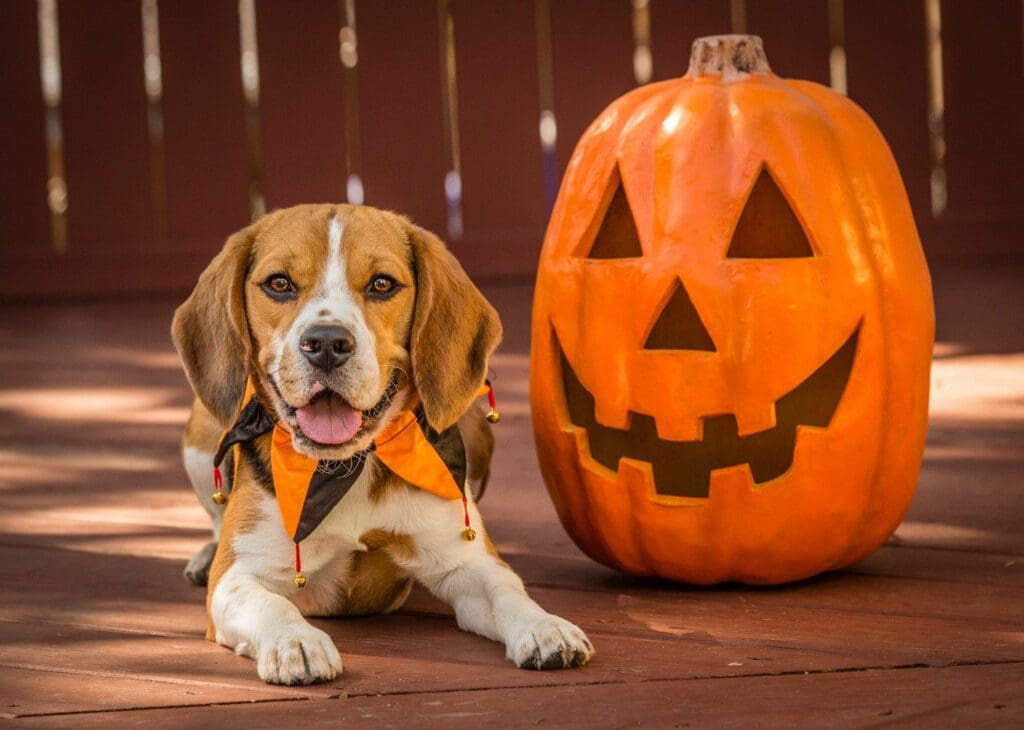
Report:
1,0,1021,302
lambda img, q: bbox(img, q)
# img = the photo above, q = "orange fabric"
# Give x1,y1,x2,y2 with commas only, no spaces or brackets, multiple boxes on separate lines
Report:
270,424,319,540
373,410,462,501
228,379,489,541
215,379,259,459
268,416,463,540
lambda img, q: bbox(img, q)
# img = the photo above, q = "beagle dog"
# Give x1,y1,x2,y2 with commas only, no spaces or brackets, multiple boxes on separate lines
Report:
172,204,593,685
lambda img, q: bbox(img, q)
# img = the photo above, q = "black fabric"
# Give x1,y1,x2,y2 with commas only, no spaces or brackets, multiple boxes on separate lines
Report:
214,398,276,467
414,406,468,496
293,458,366,543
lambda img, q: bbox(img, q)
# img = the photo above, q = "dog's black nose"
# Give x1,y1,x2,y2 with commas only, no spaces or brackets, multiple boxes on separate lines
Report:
299,324,356,372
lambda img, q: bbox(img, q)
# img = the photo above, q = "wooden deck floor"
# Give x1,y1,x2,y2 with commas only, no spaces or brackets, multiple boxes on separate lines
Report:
1,265,1022,728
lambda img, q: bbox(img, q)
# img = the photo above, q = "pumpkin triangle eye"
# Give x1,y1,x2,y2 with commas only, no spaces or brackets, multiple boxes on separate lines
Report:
581,180,643,259
644,279,716,352
727,169,814,259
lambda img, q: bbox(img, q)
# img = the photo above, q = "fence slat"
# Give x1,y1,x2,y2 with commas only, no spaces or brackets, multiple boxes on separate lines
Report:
159,0,250,260
745,0,830,85
356,0,446,238
256,0,347,210
549,0,635,176
940,0,1024,222
650,0,732,81
0,0,50,262
448,0,545,278
844,0,932,228
59,0,154,259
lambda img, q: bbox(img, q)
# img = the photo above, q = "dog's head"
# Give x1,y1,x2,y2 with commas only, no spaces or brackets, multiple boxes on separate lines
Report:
172,204,502,460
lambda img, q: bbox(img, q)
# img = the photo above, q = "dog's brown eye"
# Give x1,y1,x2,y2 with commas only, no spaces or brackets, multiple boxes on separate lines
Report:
368,275,397,297
262,274,296,300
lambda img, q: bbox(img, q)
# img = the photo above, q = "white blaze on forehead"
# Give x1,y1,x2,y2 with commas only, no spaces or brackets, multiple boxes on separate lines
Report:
311,214,360,317
325,216,345,296
286,214,359,333
278,212,380,409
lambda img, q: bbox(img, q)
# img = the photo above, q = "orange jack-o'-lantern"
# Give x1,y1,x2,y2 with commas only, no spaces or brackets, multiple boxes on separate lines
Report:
530,35,934,584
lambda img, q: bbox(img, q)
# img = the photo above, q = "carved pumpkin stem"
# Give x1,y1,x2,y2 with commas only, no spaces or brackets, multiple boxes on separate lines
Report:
687,35,771,81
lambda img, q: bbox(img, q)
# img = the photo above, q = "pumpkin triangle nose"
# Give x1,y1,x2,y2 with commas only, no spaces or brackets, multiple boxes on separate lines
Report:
644,279,716,352
727,168,814,259
581,178,643,259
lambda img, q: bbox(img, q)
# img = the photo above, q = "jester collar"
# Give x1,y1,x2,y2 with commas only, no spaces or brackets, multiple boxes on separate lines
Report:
213,380,485,584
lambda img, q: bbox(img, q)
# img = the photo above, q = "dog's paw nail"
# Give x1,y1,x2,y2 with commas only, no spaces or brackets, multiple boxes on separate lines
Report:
509,615,594,671
256,625,343,685
540,645,568,669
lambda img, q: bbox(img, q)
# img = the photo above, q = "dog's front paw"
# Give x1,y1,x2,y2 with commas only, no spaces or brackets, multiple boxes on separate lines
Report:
507,614,594,670
256,623,343,685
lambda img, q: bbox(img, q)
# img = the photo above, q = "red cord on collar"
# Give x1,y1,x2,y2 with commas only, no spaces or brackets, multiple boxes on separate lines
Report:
212,466,226,505
293,543,306,588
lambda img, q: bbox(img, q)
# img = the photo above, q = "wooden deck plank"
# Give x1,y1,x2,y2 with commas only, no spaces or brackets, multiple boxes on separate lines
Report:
5,538,1021,639
7,662,1022,727
0,668,303,720
0,623,334,702
0,545,889,688
3,494,1021,586
0,610,901,719
1,539,1020,704
491,548,1024,621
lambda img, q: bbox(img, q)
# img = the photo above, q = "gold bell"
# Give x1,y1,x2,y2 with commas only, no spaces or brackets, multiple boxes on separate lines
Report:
485,408,501,424
293,573,307,588
212,491,227,505
461,527,477,541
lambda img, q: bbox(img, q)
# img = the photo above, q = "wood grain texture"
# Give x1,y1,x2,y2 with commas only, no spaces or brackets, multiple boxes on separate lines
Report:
6,664,1022,728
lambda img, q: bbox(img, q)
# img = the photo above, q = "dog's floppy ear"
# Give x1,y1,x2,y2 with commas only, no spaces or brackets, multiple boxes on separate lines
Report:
406,220,502,432
172,225,256,425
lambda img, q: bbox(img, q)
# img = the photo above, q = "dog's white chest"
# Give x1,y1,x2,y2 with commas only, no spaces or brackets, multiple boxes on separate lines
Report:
230,473,451,571
232,483,368,577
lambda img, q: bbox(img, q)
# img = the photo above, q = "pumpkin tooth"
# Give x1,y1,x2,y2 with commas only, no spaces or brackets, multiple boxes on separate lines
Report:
733,405,778,438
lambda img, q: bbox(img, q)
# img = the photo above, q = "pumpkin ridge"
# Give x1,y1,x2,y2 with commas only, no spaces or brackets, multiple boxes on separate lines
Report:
790,81,932,567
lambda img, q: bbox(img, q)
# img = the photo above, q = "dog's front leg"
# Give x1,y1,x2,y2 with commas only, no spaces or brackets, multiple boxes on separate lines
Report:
406,503,594,669
422,541,594,669
210,568,343,685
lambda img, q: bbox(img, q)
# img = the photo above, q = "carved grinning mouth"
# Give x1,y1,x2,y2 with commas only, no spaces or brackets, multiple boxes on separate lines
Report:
558,325,860,498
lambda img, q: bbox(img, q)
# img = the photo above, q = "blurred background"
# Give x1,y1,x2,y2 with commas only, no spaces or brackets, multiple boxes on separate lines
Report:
1,0,1022,301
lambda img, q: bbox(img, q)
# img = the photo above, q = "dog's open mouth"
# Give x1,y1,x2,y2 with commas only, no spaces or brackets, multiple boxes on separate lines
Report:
287,372,400,447
559,325,860,498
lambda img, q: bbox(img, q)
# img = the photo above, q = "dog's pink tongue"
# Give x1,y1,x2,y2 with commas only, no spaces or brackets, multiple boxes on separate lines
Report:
296,396,361,444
